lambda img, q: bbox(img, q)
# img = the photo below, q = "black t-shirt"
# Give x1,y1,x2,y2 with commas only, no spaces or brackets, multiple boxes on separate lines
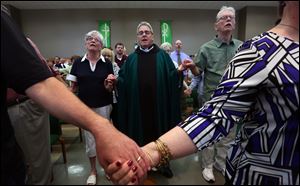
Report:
70,56,113,108
1,11,52,184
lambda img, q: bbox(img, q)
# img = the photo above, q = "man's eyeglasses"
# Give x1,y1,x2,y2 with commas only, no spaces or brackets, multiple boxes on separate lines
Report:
218,15,235,21
137,30,152,36
86,36,100,42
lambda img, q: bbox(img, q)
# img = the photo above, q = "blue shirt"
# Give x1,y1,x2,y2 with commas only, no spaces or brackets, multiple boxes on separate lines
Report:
170,50,192,77
189,73,204,96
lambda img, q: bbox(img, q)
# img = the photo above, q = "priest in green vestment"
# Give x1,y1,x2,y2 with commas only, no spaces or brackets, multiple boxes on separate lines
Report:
116,22,182,178
117,21,181,146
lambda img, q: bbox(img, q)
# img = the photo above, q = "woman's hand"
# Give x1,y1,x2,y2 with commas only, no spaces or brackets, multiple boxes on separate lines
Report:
105,143,159,185
105,160,140,185
104,74,116,92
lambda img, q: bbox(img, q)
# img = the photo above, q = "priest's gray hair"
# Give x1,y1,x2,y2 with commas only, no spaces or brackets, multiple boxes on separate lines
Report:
137,21,154,34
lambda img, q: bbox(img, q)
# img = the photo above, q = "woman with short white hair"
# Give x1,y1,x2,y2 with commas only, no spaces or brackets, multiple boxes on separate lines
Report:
66,30,114,185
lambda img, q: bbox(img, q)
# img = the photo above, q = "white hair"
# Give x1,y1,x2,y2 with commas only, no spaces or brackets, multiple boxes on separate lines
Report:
160,42,172,51
84,30,104,44
136,21,154,34
216,6,236,21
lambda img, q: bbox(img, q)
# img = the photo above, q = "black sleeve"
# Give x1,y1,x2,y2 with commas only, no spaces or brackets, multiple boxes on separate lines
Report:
107,59,114,74
69,58,81,77
1,11,52,94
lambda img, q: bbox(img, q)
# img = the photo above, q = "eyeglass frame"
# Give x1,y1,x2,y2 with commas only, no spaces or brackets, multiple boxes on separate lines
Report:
137,30,153,36
217,15,235,22
86,36,101,42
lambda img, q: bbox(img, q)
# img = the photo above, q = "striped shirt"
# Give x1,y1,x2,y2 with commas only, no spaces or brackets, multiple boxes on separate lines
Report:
179,32,299,185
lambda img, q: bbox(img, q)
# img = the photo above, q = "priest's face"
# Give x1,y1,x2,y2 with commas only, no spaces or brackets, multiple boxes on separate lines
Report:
137,25,154,49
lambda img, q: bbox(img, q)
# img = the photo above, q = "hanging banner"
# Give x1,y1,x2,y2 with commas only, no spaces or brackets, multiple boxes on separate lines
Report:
160,20,172,45
98,20,111,48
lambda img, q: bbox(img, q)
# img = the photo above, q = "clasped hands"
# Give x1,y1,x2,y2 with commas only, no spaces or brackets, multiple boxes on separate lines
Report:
104,74,117,92
178,59,196,72
105,144,158,185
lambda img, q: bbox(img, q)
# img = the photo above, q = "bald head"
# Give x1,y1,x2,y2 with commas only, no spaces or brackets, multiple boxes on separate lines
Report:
175,40,182,52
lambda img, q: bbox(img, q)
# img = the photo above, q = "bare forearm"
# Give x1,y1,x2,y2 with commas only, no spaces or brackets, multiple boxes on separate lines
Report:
143,126,197,167
55,74,68,87
25,77,112,135
160,126,197,158
183,81,189,89
190,66,200,76
26,77,150,179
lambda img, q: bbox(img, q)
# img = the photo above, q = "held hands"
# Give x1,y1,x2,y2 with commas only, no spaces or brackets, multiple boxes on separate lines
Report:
182,59,196,69
97,127,151,185
105,160,140,185
183,59,200,76
104,74,117,92
105,144,159,185
178,59,196,72
184,88,192,97
177,64,186,72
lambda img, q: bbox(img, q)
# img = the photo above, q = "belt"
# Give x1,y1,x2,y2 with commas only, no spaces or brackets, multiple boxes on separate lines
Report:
7,96,30,107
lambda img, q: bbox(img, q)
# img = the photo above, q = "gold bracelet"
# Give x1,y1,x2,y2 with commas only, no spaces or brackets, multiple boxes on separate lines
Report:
144,150,155,167
154,138,172,168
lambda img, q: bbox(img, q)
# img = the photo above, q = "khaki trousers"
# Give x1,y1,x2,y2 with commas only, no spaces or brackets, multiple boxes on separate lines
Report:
8,99,51,185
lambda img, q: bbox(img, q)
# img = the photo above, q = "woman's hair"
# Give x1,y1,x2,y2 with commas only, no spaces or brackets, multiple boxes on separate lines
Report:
160,42,172,51
84,30,104,45
101,48,114,62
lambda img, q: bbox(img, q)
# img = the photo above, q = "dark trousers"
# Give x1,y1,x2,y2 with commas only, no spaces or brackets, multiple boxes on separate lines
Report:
111,103,118,128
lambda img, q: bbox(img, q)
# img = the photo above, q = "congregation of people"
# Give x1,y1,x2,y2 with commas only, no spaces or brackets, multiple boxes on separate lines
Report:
2,1,298,185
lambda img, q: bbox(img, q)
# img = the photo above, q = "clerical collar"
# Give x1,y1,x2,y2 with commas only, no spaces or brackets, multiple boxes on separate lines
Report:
139,45,154,53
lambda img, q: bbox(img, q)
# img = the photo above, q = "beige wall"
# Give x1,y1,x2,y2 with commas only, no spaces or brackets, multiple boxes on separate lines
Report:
245,6,278,40
19,7,277,59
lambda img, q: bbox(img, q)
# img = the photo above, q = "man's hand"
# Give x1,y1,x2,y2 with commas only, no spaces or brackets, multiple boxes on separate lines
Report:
94,124,150,184
183,59,200,76
184,88,192,97
25,77,149,184
182,59,194,67
178,64,186,72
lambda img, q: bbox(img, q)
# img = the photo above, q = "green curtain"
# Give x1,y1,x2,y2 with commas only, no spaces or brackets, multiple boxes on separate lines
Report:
160,20,172,45
99,20,111,48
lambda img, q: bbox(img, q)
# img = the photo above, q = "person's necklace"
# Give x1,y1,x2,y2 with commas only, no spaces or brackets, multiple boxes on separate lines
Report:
279,23,299,31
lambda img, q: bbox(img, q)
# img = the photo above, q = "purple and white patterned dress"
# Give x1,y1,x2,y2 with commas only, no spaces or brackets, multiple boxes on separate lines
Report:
180,32,299,185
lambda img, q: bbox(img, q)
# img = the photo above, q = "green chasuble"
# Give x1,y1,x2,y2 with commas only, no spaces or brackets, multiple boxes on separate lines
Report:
117,44,181,146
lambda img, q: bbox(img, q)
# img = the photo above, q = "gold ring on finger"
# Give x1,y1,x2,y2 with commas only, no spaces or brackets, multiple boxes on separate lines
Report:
136,156,142,163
